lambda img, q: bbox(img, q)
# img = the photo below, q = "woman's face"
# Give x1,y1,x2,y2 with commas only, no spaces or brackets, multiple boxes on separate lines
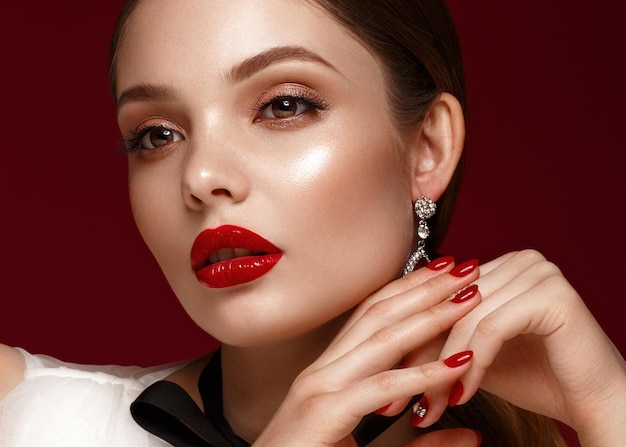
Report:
115,0,416,346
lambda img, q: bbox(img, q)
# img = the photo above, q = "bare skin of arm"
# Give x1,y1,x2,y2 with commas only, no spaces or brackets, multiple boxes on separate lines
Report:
0,344,26,401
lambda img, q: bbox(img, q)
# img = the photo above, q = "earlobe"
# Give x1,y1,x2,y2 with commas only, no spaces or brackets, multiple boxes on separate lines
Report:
409,92,465,202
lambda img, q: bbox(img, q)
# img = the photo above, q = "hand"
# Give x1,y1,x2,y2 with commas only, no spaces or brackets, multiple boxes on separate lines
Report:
254,259,483,447
399,250,626,446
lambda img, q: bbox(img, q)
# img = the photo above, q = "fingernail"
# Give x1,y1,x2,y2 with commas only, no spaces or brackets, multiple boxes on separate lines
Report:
451,284,479,303
410,396,429,427
427,256,454,271
448,380,464,407
473,430,482,446
444,350,473,368
374,403,391,415
449,259,479,277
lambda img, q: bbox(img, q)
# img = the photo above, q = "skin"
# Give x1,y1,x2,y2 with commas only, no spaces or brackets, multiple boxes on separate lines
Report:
116,0,626,445
116,0,466,444
1,1,624,447
117,0,416,348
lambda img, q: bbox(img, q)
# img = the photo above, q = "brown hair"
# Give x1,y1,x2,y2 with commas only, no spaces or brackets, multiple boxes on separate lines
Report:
109,1,566,445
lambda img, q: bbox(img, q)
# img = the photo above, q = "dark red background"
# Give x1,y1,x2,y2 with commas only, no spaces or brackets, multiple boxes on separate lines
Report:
1,4,624,443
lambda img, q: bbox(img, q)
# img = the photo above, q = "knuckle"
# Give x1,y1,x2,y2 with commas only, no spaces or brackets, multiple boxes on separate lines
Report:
527,259,562,278
299,393,328,415
375,369,398,390
290,372,325,401
370,325,400,345
538,273,574,300
449,315,474,338
516,248,547,265
416,362,438,381
420,277,444,299
475,313,499,338
424,304,454,335
362,299,391,319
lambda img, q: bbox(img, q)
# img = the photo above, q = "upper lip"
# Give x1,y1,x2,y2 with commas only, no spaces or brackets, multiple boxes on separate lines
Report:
191,225,281,272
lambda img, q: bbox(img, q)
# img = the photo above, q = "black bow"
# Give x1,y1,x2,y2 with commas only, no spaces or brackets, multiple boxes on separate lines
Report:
131,350,419,447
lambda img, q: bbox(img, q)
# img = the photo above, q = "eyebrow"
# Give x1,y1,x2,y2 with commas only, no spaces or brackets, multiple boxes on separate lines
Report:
116,84,175,110
116,46,339,110
227,45,340,82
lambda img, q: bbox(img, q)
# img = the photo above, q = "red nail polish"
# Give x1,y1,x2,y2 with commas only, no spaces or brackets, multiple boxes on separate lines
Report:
451,284,479,303
449,259,479,277
427,256,454,271
374,403,391,415
410,396,429,427
444,351,473,368
448,380,464,407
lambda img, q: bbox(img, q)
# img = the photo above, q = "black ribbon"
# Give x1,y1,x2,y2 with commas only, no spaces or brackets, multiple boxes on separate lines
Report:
131,350,419,447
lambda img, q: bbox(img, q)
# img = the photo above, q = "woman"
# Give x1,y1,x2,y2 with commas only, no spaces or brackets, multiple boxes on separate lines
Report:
1,1,624,446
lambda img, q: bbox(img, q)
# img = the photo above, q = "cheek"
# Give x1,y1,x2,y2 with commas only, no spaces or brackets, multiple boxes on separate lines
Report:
268,129,414,292
127,159,189,273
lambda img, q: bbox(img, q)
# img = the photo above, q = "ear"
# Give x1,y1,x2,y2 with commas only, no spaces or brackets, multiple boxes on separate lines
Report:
407,92,465,202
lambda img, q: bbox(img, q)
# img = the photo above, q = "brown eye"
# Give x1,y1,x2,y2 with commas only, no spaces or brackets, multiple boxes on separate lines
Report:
271,98,298,118
262,96,311,119
140,126,183,149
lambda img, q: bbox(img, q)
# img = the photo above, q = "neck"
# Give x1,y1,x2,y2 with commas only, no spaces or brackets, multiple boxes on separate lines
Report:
220,312,349,443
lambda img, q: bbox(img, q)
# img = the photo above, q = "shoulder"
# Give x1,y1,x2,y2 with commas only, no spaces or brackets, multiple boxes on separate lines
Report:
0,344,26,400
0,348,182,446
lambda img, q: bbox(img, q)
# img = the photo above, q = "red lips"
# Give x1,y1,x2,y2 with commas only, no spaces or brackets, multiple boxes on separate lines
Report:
191,225,283,288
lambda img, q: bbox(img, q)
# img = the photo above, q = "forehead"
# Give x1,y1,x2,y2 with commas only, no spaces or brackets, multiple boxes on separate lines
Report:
115,0,383,95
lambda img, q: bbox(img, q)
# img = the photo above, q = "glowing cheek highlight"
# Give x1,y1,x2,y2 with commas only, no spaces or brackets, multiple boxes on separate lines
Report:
285,145,332,184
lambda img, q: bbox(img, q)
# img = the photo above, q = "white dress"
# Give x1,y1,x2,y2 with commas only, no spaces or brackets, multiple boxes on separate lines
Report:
0,348,187,446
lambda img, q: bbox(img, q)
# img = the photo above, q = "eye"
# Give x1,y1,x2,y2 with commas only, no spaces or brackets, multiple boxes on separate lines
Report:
124,125,184,153
140,126,183,149
260,96,312,119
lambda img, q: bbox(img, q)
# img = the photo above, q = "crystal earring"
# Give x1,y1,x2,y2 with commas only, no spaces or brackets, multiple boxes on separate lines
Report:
402,196,437,276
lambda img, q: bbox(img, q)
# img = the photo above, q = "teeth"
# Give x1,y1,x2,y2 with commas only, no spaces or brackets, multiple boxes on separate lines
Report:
208,248,257,264
234,248,252,258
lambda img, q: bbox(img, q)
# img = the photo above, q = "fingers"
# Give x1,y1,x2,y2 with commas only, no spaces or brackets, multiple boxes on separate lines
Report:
441,250,553,357
333,256,457,342
316,281,481,386
326,259,480,364
283,255,481,447
326,352,474,422
401,250,565,426
410,249,606,429
476,250,516,276
266,352,475,447
443,251,569,400
460,275,585,402
474,249,549,299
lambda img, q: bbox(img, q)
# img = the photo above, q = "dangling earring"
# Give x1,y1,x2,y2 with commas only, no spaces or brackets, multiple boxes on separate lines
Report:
402,196,437,276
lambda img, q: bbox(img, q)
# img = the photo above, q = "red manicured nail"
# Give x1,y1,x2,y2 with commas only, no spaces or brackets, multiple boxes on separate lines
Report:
449,259,479,277
410,396,429,427
451,284,479,303
448,380,464,407
374,403,391,415
444,351,473,368
427,256,454,271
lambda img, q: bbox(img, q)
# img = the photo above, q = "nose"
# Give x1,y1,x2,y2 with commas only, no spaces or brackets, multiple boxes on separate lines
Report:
181,135,250,210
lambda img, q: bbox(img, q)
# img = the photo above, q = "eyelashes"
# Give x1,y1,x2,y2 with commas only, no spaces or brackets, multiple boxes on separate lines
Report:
253,89,329,121
122,125,183,154
122,88,331,154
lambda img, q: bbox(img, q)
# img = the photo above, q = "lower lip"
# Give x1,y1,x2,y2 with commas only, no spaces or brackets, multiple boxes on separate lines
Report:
195,253,283,288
